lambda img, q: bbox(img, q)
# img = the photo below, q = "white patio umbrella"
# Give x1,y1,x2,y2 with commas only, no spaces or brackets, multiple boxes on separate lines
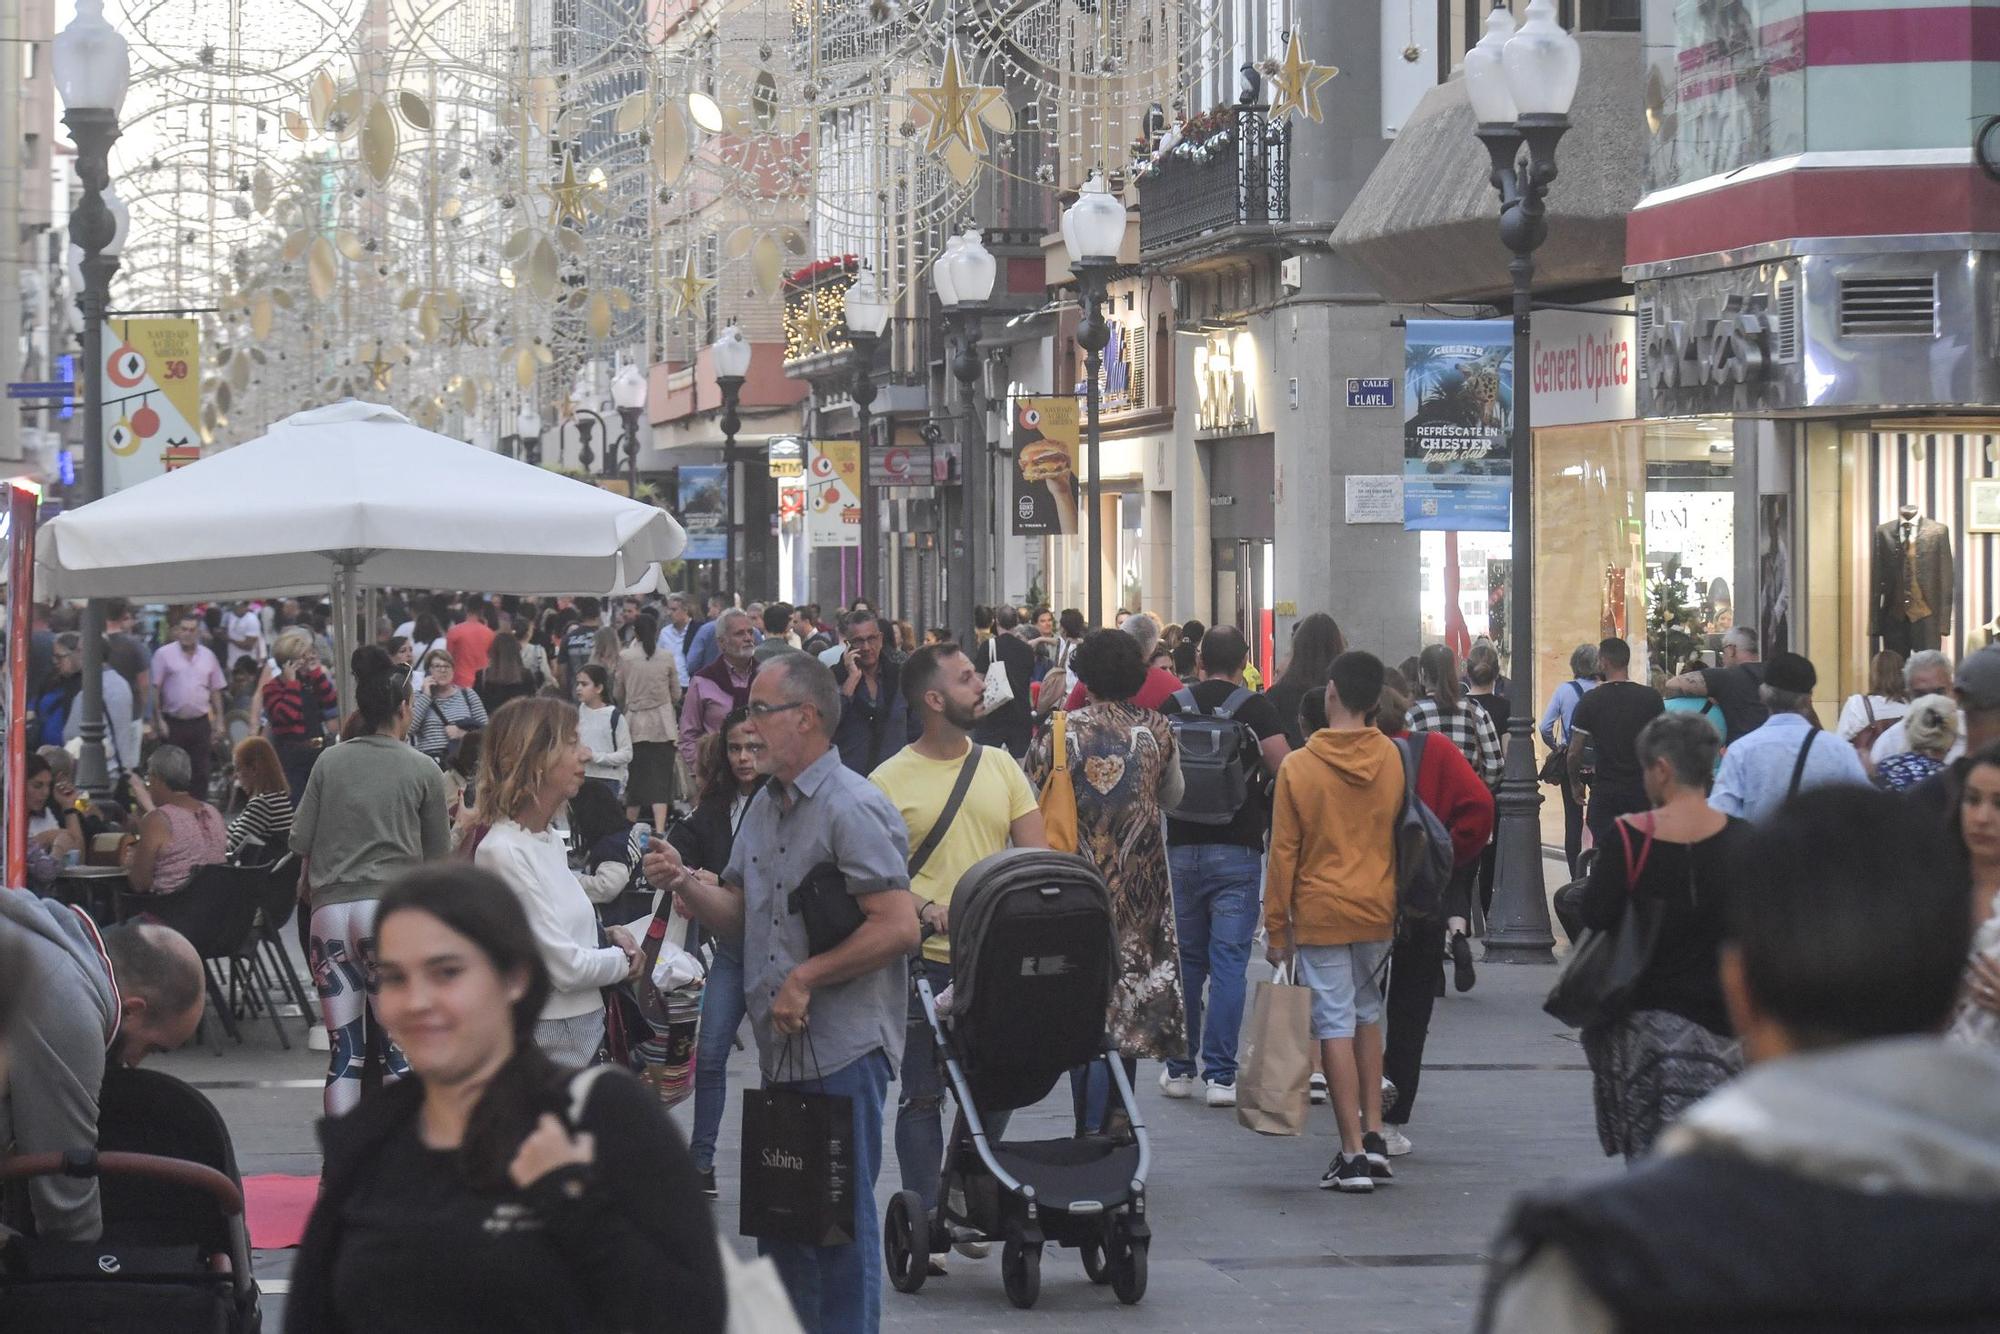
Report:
39,400,684,704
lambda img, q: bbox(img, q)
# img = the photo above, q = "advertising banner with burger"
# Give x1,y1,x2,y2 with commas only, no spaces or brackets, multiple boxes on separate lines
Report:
1010,396,1080,536
806,438,862,547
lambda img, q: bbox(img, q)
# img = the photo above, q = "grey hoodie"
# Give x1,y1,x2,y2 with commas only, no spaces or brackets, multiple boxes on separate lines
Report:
0,889,120,1240
1487,1037,2000,1334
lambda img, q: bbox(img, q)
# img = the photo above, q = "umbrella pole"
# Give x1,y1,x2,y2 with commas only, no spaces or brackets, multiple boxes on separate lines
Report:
332,563,358,721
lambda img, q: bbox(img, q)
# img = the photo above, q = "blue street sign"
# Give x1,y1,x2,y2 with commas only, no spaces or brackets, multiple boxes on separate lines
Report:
1347,377,1395,408
7,381,76,400
54,356,76,419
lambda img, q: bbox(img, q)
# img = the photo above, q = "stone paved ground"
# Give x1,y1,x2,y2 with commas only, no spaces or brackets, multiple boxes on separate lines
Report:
154,856,1613,1332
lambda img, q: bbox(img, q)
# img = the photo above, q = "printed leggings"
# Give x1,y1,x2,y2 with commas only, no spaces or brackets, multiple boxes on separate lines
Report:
309,898,409,1118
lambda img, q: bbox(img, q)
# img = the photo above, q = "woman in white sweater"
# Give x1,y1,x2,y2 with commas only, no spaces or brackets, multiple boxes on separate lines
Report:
472,696,640,1067
575,663,633,801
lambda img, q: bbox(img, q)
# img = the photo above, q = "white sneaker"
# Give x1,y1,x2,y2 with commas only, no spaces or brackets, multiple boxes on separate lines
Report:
1204,1079,1237,1107
1381,1127,1413,1157
953,1239,992,1260
306,1024,330,1052
1158,1069,1197,1099
1309,1071,1328,1105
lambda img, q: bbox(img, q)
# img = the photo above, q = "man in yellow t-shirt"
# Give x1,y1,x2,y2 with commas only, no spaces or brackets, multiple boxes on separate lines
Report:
871,642,1045,1247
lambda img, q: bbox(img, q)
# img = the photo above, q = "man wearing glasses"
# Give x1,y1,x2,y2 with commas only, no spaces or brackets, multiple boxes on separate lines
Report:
831,609,919,776
1663,625,1770,741
645,650,919,1333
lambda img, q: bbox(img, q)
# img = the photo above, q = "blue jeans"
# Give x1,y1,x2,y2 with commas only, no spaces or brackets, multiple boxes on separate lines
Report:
760,1049,892,1334
689,943,746,1174
1166,842,1263,1084
895,960,1010,1212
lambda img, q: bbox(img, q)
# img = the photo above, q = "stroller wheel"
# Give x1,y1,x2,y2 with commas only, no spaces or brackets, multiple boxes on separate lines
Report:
1001,1239,1042,1309
1080,1233,1113,1285
885,1190,931,1294
1110,1236,1148,1305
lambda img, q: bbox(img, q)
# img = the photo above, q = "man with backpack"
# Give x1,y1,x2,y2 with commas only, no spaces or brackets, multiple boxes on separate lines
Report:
1265,650,1403,1194
1157,626,1290,1107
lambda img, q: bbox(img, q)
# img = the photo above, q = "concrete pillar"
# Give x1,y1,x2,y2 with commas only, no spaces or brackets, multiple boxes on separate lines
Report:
1169,329,1213,622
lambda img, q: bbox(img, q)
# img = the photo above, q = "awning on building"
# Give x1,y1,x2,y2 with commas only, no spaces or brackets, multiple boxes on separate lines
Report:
1331,32,1644,305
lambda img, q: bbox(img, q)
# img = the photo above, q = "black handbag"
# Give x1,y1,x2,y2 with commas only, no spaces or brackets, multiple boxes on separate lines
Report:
1544,814,1665,1028
788,861,864,956
739,1037,856,1246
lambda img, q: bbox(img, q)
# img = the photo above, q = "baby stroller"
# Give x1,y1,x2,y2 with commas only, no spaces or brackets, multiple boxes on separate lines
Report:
883,848,1152,1310
0,1067,262,1332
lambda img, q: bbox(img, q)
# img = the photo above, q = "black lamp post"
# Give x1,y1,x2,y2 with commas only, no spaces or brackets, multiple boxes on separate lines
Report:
1061,171,1127,629
53,0,130,800
1466,0,1581,964
931,226,997,637
612,363,649,496
843,267,891,609
711,324,752,591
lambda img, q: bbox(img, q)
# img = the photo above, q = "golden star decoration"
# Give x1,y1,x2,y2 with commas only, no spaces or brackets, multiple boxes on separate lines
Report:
360,345,395,391
664,250,715,317
909,45,1003,155
444,306,486,348
543,152,592,230
1268,29,1339,123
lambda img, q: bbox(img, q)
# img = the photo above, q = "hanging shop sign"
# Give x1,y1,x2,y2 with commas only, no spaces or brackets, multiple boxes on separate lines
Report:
1527,305,1636,426
102,319,201,494
767,434,806,478
1193,333,1256,434
677,464,728,560
1010,396,1080,535
1403,318,1512,532
806,439,861,547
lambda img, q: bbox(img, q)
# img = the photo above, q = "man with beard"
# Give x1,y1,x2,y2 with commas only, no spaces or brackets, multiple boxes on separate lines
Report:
870,643,1045,1267
0,893,205,1240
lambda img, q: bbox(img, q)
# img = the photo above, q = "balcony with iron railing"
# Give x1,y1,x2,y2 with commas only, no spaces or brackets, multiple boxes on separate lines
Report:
1137,105,1291,259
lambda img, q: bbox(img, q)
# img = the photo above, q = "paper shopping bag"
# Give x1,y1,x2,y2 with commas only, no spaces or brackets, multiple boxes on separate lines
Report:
739,1085,856,1247
1235,972,1315,1136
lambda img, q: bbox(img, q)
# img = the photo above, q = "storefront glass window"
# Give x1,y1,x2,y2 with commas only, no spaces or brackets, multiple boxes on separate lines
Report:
1533,422,1648,705
1642,0,1806,190
1644,420,1736,677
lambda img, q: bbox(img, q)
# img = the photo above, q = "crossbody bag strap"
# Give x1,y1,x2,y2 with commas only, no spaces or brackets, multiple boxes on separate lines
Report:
1616,811,1656,886
908,745,984,878
1787,724,1822,800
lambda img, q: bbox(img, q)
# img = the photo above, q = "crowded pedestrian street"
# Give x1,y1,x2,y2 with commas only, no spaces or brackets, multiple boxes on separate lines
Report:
6,0,2000,1330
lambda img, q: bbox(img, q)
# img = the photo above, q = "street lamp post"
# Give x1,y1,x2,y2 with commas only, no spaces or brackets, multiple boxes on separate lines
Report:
53,0,130,800
931,227,996,637
516,402,542,464
611,363,648,496
711,324,753,594
569,375,607,474
1061,171,1127,630
1466,0,1580,964
843,267,891,609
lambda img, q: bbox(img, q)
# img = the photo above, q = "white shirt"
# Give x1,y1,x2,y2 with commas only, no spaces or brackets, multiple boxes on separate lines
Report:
474,819,628,1020
578,702,633,783
226,610,266,670
1871,710,1968,766
1836,693,1908,740
657,620,692,684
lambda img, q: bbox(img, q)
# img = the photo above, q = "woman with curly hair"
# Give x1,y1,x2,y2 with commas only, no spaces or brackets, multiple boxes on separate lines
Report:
1027,628,1186,1133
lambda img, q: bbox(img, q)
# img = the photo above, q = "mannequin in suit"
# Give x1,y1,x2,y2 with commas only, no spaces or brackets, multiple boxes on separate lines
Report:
1871,504,1953,654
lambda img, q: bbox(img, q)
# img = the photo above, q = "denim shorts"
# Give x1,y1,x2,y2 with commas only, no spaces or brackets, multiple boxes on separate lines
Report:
1293,940,1391,1039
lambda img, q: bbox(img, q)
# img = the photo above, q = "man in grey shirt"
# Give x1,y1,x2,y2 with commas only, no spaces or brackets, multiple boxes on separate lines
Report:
645,650,920,1334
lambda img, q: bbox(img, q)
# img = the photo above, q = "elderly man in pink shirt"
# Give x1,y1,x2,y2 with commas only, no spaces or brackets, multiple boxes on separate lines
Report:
150,612,227,800
678,609,757,767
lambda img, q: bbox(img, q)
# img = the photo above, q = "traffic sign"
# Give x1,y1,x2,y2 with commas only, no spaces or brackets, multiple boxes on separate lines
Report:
7,382,75,400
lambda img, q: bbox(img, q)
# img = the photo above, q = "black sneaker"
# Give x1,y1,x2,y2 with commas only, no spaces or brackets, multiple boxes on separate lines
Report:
1319,1152,1376,1193
1451,930,1477,993
698,1168,717,1199
1361,1132,1395,1182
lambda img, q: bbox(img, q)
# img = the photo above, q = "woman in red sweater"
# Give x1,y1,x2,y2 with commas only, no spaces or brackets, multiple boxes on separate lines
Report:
1348,666,1493,1157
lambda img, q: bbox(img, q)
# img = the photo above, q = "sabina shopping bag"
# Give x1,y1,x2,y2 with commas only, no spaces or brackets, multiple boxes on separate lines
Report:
739,1084,856,1247
1235,965,1315,1136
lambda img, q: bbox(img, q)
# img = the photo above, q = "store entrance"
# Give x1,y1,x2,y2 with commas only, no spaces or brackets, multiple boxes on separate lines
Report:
1213,538,1274,681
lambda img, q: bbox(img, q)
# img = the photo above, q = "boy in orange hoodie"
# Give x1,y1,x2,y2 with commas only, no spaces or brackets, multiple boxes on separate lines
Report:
1265,650,1403,1194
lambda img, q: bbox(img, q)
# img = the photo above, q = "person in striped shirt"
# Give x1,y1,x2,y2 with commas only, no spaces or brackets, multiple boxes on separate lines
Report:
226,736,294,867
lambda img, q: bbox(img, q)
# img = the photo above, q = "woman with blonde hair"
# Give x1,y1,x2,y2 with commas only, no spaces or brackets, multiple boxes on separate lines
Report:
1875,694,1957,792
260,626,338,803
226,735,293,866
472,697,643,1067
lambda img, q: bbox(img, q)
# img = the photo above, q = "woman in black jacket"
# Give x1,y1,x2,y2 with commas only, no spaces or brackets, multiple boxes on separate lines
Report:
287,864,724,1334
670,707,765,1198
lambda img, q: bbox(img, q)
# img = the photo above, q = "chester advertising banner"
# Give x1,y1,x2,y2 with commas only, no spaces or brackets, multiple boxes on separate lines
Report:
1010,396,1080,536
1403,319,1512,532
806,439,861,547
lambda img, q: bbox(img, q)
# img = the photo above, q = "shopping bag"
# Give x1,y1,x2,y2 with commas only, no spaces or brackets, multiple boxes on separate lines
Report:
720,1241,805,1334
739,1084,856,1246
1235,966,1315,1136
980,656,1015,713
1039,711,1080,854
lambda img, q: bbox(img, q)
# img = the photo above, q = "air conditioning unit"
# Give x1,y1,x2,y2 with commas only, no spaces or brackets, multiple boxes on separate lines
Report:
1280,255,1303,290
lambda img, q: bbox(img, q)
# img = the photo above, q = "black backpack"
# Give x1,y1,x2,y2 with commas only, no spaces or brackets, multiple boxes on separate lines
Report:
1166,686,1262,825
